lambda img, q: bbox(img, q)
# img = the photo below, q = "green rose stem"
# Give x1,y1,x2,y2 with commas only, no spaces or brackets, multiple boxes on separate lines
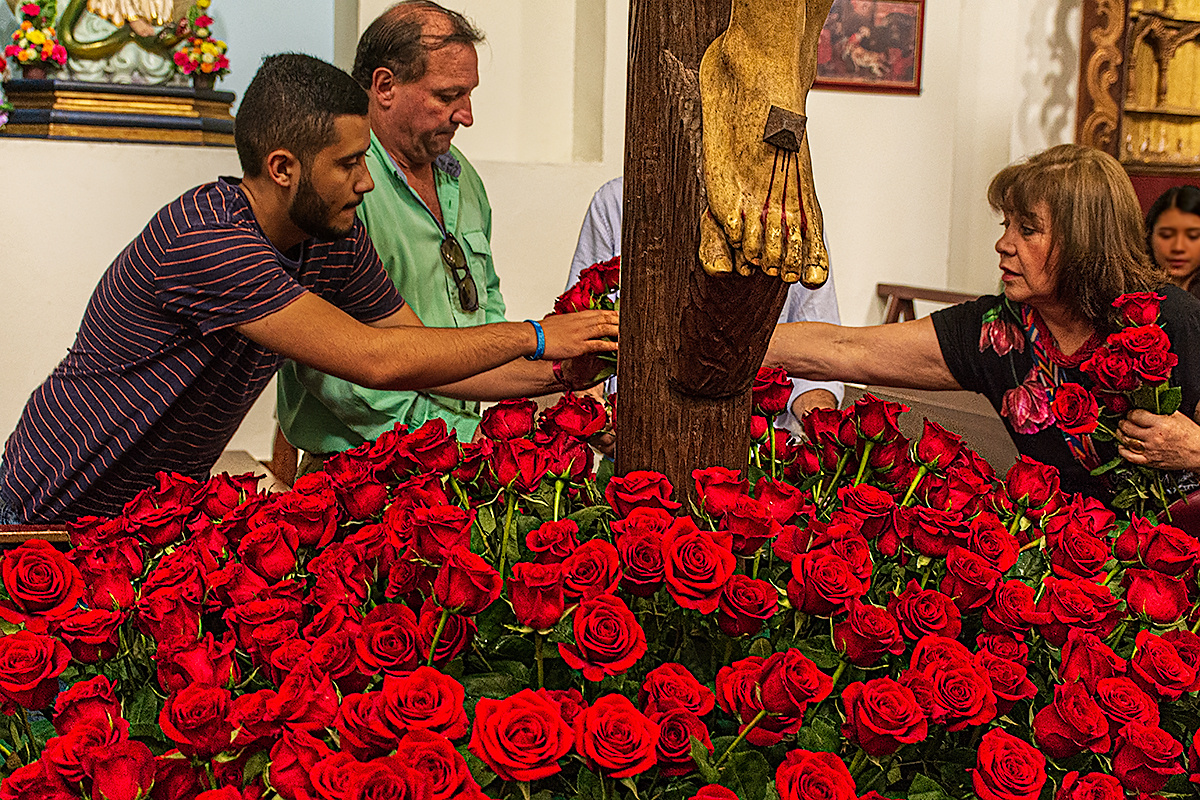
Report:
449,476,471,510
900,465,928,508
714,708,769,768
852,441,874,486
1007,509,1028,538
1154,473,1173,522
600,774,611,800
535,633,545,688
426,607,451,666
553,479,565,521
820,452,852,508
770,425,779,481
517,781,532,800
1191,610,1200,635
497,488,517,576
848,748,869,780
1017,535,1042,553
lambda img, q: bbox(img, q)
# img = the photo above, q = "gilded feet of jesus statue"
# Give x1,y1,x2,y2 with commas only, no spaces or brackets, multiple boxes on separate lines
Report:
698,0,835,288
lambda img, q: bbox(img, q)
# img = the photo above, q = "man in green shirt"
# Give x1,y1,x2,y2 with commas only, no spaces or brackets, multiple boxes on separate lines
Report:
277,1,550,468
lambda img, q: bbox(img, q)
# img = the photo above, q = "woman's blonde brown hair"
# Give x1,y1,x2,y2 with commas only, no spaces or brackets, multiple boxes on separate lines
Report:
987,143,1165,331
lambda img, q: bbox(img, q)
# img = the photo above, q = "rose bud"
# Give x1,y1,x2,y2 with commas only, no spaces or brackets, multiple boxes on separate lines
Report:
508,562,565,631
432,546,502,616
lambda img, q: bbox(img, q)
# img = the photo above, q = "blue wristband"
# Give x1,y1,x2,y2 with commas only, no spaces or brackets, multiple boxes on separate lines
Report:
524,319,545,361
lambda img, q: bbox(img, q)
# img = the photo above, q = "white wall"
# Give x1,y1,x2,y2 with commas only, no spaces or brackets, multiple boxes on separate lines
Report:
0,0,1086,461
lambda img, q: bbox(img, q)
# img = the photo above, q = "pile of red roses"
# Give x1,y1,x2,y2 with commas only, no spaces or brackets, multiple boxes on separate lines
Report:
0,368,1199,800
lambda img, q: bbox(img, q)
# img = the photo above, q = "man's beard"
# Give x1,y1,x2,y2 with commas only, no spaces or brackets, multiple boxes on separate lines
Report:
288,171,354,241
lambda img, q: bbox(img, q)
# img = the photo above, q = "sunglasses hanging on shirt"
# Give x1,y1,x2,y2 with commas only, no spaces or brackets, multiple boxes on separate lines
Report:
440,233,479,313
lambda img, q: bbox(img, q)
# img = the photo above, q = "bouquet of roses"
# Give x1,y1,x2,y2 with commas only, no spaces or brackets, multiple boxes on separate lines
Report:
1078,291,1184,518
1,376,1199,800
552,256,620,383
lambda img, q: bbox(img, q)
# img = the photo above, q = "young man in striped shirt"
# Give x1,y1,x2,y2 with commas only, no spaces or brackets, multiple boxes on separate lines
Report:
0,53,617,524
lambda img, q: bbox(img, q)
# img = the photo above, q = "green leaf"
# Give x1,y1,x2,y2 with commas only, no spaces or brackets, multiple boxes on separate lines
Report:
1090,455,1124,477
792,716,840,753
567,504,612,538
577,768,603,800
749,638,774,658
1132,383,1158,411
125,683,163,740
459,747,498,790
476,503,497,535
908,774,954,800
243,748,269,783
1158,385,1183,416
719,749,770,800
461,671,525,700
691,735,720,784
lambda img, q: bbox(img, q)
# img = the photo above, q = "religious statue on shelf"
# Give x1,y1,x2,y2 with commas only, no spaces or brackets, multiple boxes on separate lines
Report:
698,0,835,289
6,0,193,83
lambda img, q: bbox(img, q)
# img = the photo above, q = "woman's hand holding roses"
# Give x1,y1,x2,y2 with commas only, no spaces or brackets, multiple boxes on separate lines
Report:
1117,409,1200,471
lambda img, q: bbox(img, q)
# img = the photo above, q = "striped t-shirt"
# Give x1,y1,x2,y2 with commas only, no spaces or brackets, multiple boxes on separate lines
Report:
1,178,405,523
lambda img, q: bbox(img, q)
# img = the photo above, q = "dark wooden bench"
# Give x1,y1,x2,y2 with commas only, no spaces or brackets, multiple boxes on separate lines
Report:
877,283,979,323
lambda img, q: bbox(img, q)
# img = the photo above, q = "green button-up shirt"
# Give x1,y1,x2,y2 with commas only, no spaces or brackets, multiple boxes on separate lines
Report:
276,134,507,453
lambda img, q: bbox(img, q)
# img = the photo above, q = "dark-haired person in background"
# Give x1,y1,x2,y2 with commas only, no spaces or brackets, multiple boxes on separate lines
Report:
277,1,545,477
1145,185,1200,299
0,52,617,524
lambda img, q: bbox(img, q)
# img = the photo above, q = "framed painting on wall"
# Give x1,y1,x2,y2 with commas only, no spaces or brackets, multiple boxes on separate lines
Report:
814,0,925,95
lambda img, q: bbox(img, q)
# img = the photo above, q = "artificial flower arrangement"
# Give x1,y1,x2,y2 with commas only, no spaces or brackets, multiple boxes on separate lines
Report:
0,334,1199,797
172,0,228,79
5,1,67,72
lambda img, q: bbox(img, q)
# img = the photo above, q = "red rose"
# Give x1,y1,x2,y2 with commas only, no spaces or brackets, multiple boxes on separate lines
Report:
837,484,897,541
55,607,124,663
1056,771,1124,800
639,662,716,716
559,593,646,681
851,393,907,441
70,538,143,610
1114,292,1163,326
83,739,156,800
540,392,607,439
418,598,476,665
53,675,121,735
324,454,389,520
716,574,778,637
1142,523,1200,575
974,651,1037,717
158,685,234,758
752,366,793,415
1093,676,1160,740
537,429,595,481
489,438,549,493
1112,722,1184,793
123,488,193,549
660,518,735,614
561,539,622,601
972,729,1046,800
270,660,339,733
615,527,666,597
940,546,1000,610
1059,628,1125,692
982,579,1049,639
307,753,357,800
907,507,971,558
914,419,963,469
259,490,338,549
906,661,996,731
787,549,864,617
692,466,749,516
841,677,927,756
976,633,1030,664
409,506,474,564
1136,346,1178,382
1129,629,1200,700
237,521,299,583
508,561,565,631
754,477,805,524
154,632,238,693
1123,569,1189,624
574,694,659,779
0,630,70,709
605,471,682,517
480,398,537,440
44,716,128,783
432,546,501,615
0,762,74,800
832,598,904,667
888,580,962,640
689,786,739,800
469,689,574,781
395,419,460,476
269,730,334,800
382,666,469,740
355,603,421,676
397,729,487,800
345,755,427,800
335,692,397,761
525,518,580,563
537,687,587,727
1032,681,1111,759
151,752,209,800
775,749,857,800
0,540,84,629
1081,346,1141,393
758,648,833,719
1036,577,1121,646
722,494,780,556
453,438,492,483
651,706,711,776
1049,525,1110,580
1051,383,1100,435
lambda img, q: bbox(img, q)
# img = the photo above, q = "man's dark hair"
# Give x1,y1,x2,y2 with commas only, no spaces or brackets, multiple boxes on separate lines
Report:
352,1,484,89
235,53,369,178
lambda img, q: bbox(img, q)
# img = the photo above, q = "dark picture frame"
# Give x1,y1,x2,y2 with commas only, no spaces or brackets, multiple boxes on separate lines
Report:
814,0,925,95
